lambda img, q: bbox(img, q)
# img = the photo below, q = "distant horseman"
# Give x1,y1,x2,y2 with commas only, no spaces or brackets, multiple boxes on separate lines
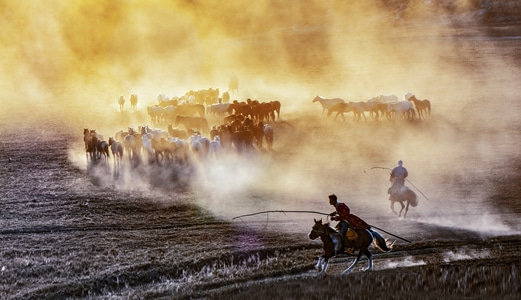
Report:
388,160,408,200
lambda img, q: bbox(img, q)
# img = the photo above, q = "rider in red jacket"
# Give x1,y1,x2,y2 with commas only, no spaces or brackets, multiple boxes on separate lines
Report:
329,194,370,253
329,194,370,230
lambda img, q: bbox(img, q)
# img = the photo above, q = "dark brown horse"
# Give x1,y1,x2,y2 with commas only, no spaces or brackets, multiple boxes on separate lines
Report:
308,219,391,275
406,94,431,120
390,186,418,218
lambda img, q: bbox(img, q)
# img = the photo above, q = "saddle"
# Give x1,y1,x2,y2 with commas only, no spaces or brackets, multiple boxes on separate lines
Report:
346,228,359,241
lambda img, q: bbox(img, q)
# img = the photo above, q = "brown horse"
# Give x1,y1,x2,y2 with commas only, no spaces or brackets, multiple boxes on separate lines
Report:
174,115,210,135
309,219,391,275
390,186,418,218
406,94,431,120
176,103,205,117
327,102,353,121
313,96,345,116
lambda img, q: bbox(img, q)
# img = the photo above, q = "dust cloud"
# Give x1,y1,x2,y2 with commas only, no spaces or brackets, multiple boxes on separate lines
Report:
3,1,520,236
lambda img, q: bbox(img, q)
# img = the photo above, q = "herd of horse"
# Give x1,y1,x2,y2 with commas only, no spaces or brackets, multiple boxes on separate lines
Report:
147,98,281,126
313,93,431,122
83,106,276,171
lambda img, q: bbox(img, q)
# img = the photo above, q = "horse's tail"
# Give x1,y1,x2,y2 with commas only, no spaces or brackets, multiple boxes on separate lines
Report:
370,230,392,252
408,189,419,207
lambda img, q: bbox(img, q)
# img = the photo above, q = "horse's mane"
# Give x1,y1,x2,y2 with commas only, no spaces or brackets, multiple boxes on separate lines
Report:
322,222,339,234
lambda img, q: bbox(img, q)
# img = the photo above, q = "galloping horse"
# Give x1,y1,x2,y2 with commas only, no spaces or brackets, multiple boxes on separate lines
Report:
405,93,431,120
118,96,125,112
309,219,391,275
84,129,101,161
108,137,124,164
390,186,418,218
129,93,138,111
313,96,345,116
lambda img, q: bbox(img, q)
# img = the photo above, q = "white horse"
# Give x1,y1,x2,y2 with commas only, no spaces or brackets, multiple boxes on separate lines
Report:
207,103,231,117
387,101,415,120
368,95,398,119
263,124,274,151
141,133,156,164
348,101,380,121
312,96,345,116
190,134,210,160
209,136,221,158
371,94,398,103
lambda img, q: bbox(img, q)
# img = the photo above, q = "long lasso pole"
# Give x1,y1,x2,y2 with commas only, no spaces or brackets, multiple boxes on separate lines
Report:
365,166,430,201
232,210,411,243
232,210,330,220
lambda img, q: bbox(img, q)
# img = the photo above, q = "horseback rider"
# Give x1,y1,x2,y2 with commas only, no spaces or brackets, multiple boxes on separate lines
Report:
388,160,408,200
328,194,370,254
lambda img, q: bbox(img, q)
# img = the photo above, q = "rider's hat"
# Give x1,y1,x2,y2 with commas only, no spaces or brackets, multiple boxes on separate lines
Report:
328,194,337,201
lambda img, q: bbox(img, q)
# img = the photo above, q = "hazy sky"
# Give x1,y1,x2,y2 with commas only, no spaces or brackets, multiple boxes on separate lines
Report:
1,1,482,115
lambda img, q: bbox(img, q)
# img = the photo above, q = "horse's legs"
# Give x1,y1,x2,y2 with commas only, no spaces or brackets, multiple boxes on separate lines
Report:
391,200,396,214
315,257,323,271
364,250,373,271
316,256,329,275
404,200,410,218
342,253,362,275
398,201,405,217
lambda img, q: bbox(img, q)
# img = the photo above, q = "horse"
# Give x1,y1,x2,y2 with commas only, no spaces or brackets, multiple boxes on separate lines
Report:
118,95,125,112
387,101,415,120
208,136,221,158
123,131,138,162
270,100,281,120
405,93,431,120
347,101,380,122
84,129,98,161
222,91,230,103
313,96,345,116
263,124,274,151
174,115,210,135
308,219,391,275
129,93,138,111
190,133,210,160
327,102,352,121
167,124,188,140
108,137,124,164
207,103,231,117
176,103,205,117
390,186,418,218
96,139,110,161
